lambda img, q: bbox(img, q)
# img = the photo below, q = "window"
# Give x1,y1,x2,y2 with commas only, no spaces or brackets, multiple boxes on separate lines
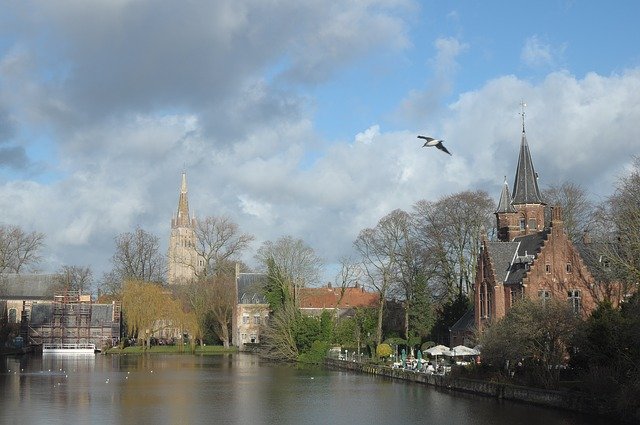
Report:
568,290,581,314
250,334,257,343
519,218,526,230
545,263,551,274
480,289,486,318
8,308,17,323
566,262,573,273
510,287,522,306
528,218,537,230
242,315,249,324
538,290,551,306
241,333,247,342
253,315,261,325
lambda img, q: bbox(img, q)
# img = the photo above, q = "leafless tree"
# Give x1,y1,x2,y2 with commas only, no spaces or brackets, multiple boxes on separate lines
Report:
192,215,254,278
0,224,45,274
179,275,235,348
100,227,166,295
412,190,495,299
588,157,640,294
334,256,362,304
256,235,323,307
541,181,593,243
53,265,93,293
353,210,405,348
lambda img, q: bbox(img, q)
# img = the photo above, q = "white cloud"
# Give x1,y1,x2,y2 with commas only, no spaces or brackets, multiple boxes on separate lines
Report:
521,35,566,69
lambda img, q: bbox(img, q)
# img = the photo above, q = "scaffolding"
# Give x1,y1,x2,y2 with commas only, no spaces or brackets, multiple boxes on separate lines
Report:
50,290,92,345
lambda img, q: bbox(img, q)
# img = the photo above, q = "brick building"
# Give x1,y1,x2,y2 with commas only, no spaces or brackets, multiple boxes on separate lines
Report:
473,125,605,333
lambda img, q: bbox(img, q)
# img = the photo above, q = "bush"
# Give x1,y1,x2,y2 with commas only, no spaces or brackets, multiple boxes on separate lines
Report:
298,340,331,364
376,343,393,359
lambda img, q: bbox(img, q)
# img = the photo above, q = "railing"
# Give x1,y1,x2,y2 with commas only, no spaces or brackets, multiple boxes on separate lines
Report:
43,343,96,351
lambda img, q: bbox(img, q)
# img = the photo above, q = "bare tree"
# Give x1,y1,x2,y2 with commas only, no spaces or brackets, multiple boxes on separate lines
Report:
256,235,323,308
179,275,235,348
53,265,93,293
193,216,254,279
100,227,166,295
334,256,362,303
412,190,495,299
542,181,593,243
0,224,45,273
353,211,404,348
588,157,640,294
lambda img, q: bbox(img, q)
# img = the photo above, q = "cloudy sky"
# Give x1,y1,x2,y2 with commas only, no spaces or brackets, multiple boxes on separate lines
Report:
1,1,639,286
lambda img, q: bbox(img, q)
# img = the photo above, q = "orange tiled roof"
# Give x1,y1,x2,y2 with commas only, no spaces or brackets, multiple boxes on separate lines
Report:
298,285,378,309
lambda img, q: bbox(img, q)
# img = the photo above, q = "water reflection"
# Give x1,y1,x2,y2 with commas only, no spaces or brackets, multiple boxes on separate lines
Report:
1,354,608,425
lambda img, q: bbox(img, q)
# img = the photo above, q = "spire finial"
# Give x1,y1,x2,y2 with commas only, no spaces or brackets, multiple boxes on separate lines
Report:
519,100,527,133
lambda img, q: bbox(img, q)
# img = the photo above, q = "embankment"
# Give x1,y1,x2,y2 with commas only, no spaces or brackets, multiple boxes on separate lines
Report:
325,358,591,414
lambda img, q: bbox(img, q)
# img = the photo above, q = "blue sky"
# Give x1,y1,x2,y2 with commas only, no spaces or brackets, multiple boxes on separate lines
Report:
1,0,639,286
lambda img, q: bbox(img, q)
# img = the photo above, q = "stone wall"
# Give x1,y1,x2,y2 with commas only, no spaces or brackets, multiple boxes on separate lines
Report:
325,359,592,414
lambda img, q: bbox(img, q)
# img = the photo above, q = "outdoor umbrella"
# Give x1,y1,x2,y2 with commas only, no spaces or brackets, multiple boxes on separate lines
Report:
425,345,449,366
401,348,407,368
444,345,480,357
416,350,423,371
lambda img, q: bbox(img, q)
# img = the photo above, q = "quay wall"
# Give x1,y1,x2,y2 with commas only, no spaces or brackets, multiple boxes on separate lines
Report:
325,358,591,414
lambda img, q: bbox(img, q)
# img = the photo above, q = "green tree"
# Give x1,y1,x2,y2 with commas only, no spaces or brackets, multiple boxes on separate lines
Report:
480,298,579,389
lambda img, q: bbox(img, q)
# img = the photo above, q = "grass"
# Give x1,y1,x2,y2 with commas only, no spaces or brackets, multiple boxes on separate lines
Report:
103,344,238,355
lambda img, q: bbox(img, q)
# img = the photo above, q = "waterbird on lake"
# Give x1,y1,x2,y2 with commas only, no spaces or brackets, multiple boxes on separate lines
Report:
417,136,452,155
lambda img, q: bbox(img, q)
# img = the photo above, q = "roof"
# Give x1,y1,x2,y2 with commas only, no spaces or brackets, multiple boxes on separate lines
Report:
485,241,520,283
0,274,57,300
450,308,475,332
496,180,516,213
237,273,268,304
298,284,378,309
512,132,544,205
485,230,548,286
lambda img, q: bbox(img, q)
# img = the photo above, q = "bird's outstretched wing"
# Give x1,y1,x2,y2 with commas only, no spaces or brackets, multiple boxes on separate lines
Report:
436,142,452,156
417,135,434,142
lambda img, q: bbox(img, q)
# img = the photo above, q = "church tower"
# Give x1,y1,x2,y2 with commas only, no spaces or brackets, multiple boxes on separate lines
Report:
495,105,545,241
167,172,201,285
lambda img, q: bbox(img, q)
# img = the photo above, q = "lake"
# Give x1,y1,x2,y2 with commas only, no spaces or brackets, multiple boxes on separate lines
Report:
0,353,608,425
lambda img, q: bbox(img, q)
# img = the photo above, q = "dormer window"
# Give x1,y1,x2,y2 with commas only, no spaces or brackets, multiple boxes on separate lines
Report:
528,218,537,230
566,262,573,273
545,263,551,274
519,218,526,230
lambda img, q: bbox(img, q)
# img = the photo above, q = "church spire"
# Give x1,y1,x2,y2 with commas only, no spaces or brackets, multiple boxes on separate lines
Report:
496,178,516,213
174,172,192,228
511,104,544,205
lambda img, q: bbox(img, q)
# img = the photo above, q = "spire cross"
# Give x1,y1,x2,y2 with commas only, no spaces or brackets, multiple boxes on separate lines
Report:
519,100,527,133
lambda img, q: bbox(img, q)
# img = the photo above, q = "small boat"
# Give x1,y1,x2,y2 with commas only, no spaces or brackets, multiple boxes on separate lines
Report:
42,343,97,355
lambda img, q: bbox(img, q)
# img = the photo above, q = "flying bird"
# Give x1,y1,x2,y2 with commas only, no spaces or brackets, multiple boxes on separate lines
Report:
417,136,452,156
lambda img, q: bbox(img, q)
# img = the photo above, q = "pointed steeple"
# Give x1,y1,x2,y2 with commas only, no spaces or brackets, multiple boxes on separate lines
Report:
496,178,516,213
511,128,544,205
174,172,192,228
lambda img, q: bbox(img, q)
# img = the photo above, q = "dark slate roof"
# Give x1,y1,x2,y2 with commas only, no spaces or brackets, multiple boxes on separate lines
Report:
512,132,544,205
0,274,56,299
237,273,268,304
496,180,516,213
450,308,475,332
485,241,519,283
505,231,548,285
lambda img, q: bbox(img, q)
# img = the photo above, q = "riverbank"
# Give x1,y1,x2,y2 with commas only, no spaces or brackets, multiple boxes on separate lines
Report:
325,358,598,416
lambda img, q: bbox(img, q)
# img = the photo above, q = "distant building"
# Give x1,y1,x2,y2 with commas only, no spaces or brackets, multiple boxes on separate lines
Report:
0,273,120,349
297,283,379,319
167,172,204,285
473,123,608,336
233,268,269,351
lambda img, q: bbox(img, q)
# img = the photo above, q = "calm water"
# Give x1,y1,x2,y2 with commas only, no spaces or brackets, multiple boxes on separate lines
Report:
0,353,608,425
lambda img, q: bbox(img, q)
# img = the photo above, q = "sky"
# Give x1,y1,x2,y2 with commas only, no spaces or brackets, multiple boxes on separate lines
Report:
1,1,639,288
